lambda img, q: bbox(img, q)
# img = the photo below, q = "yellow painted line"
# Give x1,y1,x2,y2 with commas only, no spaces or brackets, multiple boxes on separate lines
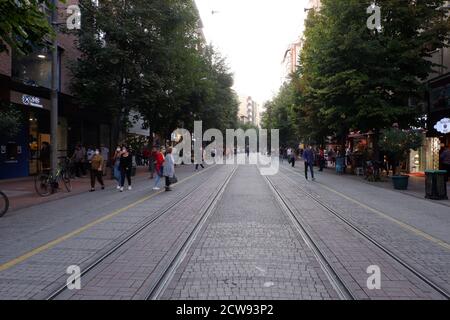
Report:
283,166,450,251
0,165,217,272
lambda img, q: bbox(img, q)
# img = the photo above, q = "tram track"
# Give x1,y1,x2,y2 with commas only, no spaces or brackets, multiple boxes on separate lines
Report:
264,174,355,300
276,167,450,300
145,165,238,300
46,165,224,300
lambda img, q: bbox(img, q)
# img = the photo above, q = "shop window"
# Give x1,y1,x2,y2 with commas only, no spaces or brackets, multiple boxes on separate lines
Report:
11,47,60,90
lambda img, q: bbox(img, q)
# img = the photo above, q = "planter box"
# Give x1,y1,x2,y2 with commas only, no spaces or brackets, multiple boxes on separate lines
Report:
392,175,409,190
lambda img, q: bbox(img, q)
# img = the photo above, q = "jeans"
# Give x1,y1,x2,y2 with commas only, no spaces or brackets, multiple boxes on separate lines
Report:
305,161,314,179
120,167,132,187
154,168,162,187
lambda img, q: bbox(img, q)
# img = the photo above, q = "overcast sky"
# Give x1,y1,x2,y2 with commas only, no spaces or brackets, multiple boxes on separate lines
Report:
195,0,309,105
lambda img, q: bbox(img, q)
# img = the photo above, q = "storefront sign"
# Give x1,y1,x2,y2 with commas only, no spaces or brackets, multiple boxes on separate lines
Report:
434,118,450,134
22,95,43,108
10,91,50,110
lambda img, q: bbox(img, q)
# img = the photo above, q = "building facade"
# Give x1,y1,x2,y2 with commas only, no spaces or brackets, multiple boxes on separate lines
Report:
238,96,260,127
422,3,450,172
0,0,112,179
281,39,302,83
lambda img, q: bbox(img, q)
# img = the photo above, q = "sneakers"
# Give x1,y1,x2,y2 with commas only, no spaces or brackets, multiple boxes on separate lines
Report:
89,188,95,192
153,187,160,191
116,185,121,190
101,185,105,190
128,186,132,191
165,187,172,192
120,187,124,192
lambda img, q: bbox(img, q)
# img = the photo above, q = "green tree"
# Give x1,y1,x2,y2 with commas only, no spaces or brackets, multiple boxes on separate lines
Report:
261,81,299,147
71,0,237,144
0,0,55,55
379,127,423,175
299,0,450,156
0,103,23,138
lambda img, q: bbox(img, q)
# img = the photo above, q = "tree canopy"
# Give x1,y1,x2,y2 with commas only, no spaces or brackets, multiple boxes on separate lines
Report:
0,0,55,55
262,0,450,153
71,0,238,144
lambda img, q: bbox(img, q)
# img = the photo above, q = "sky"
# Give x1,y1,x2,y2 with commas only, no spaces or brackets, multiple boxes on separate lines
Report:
195,0,309,106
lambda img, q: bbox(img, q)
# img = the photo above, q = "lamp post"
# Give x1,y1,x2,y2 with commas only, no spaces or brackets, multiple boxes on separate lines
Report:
50,0,59,176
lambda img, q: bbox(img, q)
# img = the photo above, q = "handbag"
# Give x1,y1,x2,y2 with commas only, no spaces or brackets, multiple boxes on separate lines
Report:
170,175,178,184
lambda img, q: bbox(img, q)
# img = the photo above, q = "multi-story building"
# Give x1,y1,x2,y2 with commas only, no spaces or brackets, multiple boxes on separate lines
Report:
281,39,302,83
238,96,260,127
307,0,322,10
0,0,114,179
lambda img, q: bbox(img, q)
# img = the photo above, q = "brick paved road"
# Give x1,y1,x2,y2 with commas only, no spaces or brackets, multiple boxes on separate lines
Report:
160,165,339,300
0,162,448,300
0,164,220,299
281,163,450,296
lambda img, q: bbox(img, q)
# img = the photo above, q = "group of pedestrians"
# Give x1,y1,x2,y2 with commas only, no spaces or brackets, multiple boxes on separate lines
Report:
72,143,109,178
147,146,176,191
281,145,316,181
112,146,134,192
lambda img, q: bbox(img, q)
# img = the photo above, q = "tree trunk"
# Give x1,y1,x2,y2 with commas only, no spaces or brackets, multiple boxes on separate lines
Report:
372,128,380,162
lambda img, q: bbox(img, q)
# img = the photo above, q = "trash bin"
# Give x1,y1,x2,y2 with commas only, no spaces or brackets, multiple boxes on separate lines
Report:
425,170,448,200
336,157,345,174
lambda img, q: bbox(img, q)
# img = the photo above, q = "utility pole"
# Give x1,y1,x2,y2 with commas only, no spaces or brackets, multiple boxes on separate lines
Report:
50,0,59,176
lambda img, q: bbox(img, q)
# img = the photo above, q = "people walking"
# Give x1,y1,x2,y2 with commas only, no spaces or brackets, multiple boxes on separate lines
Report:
100,144,109,176
39,142,51,172
319,148,325,172
119,146,133,192
89,148,105,192
149,146,157,179
163,147,175,191
153,147,165,190
287,148,296,167
113,146,122,189
195,147,205,170
440,145,450,182
303,145,315,181
72,144,85,177
86,146,95,174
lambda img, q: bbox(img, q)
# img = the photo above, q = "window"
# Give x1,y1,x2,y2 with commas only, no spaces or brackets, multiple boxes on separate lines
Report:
12,47,60,90
430,86,449,111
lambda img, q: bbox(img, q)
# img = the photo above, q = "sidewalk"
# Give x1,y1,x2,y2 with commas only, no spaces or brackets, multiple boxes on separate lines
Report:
317,165,450,206
0,166,152,212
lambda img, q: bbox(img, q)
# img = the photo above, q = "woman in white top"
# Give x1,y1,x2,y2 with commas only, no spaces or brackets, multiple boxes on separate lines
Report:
163,147,175,191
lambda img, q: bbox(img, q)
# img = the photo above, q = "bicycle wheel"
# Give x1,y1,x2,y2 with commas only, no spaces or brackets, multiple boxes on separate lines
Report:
35,173,53,197
62,171,72,192
0,191,8,217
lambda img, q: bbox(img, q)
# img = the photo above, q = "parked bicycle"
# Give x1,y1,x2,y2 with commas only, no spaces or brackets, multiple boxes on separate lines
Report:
35,161,72,197
0,190,9,217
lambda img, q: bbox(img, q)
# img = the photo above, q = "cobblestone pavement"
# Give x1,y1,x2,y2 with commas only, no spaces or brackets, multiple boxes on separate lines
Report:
0,164,220,299
0,162,448,300
280,163,450,297
160,165,339,300
54,165,236,300
0,166,151,212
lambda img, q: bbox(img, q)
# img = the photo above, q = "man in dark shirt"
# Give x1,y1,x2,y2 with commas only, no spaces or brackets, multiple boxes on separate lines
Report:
303,145,315,181
441,145,450,182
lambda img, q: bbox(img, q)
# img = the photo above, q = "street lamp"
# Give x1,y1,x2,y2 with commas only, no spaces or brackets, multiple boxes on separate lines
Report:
50,0,59,177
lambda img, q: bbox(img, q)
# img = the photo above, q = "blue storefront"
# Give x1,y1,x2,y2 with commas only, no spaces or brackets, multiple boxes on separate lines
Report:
0,119,29,179
0,87,52,180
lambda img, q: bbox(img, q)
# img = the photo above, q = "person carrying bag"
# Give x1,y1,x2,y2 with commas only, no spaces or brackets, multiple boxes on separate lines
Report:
163,147,176,191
